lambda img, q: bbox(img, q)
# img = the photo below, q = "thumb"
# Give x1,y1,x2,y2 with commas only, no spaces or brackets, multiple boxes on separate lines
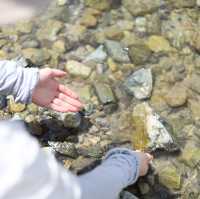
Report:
50,69,67,78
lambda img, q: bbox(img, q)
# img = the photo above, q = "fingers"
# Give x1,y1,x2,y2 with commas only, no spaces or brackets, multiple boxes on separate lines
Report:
50,69,67,78
58,93,83,109
52,98,80,112
50,99,78,112
59,84,79,99
145,153,153,161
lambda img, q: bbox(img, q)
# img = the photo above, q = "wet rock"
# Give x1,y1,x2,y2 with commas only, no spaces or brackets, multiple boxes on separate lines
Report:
65,60,92,79
0,95,7,109
138,182,150,195
85,0,111,11
52,40,66,53
80,13,98,28
179,143,200,168
165,83,187,107
162,11,195,49
119,191,139,199
78,85,93,102
154,161,182,191
21,40,40,49
25,115,43,136
36,19,64,41
122,0,161,16
146,35,172,53
135,17,147,34
8,96,26,113
48,141,78,158
124,68,153,100
85,45,107,63
22,48,50,65
104,25,124,41
94,83,116,105
132,103,178,152
146,14,161,34
104,40,130,63
188,99,200,120
57,0,68,6
15,21,33,34
169,0,196,8
128,44,152,65
107,57,118,72
58,112,82,128
189,74,200,94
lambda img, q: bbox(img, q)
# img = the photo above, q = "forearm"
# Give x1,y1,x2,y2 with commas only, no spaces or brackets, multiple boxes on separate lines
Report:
0,60,39,103
79,149,140,199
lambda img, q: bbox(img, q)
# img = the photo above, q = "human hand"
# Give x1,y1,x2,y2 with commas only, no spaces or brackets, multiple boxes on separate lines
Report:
135,151,153,176
32,68,83,112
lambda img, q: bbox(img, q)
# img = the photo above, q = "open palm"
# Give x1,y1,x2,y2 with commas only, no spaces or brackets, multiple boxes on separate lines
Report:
32,68,83,112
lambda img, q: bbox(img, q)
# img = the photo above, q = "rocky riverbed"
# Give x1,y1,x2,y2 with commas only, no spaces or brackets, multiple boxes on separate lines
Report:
1,0,200,198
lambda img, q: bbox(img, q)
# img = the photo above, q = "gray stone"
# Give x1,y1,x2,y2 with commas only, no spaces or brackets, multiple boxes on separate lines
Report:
104,40,130,63
48,141,78,158
85,45,107,63
94,83,116,105
124,68,153,100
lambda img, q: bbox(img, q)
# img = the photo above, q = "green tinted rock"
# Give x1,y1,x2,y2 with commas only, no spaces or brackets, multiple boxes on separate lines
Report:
122,0,161,16
128,44,152,65
85,0,111,10
8,96,26,113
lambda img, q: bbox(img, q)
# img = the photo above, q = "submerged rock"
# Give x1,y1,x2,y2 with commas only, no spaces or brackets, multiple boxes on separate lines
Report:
48,141,78,158
154,160,182,191
104,40,130,63
124,68,153,100
65,60,92,79
94,83,116,105
85,0,111,11
128,44,152,65
85,45,107,63
122,0,161,16
58,112,82,128
132,103,178,152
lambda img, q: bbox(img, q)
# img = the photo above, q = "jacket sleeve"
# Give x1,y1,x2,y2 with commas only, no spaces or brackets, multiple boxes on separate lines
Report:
0,120,81,199
0,60,39,104
79,148,140,199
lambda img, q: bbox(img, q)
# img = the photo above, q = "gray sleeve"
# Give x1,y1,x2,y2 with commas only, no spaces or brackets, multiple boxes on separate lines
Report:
0,60,39,104
79,148,140,199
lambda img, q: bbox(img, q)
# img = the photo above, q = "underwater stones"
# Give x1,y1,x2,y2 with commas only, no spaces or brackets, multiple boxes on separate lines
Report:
8,96,26,113
132,103,178,152
48,141,78,158
85,45,107,63
146,35,172,53
15,21,33,34
79,13,97,28
124,68,153,100
65,60,92,79
189,74,200,94
36,19,63,41
104,25,124,41
94,83,116,105
128,44,152,65
122,0,161,16
154,161,182,191
84,0,111,11
169,0,196,8
188,99,200,120
59,112,82,128
104,40,130,63
22,48,50,65
52,40,66,53
165,83,187,107
179,143,200,168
